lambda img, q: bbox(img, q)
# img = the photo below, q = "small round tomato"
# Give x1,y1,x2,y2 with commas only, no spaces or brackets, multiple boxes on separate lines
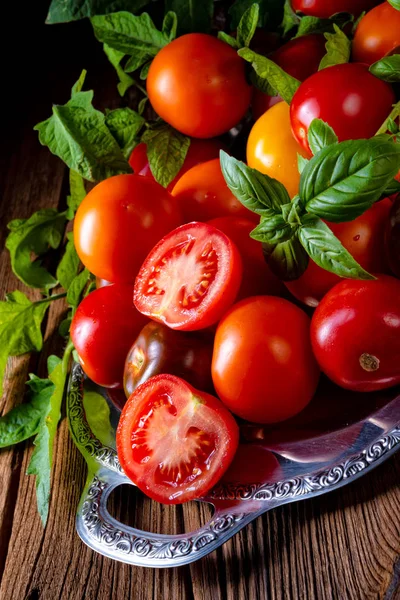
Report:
134,222,243,331
212,297,320,423
147,34,252,138
385,194,400,278
352,2,400,65
123,321,214,397
116,374,239,503
171,158,258,223
74,175,182,283
291,0,379,18
207,216,282,299
247,102,309,198
70,284,148,388
311,275,400,392
285,198,392,306
290,63,395,154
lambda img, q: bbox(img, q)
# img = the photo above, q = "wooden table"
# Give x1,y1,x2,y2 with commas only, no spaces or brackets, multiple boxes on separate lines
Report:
1,4,400,599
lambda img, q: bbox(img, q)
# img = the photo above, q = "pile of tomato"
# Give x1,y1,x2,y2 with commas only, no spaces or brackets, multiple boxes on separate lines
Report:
70,0,400,505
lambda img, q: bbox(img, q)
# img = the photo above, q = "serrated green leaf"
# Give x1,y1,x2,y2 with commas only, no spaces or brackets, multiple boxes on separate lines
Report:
66,170,86,220
218,31,239,49
105,107,145,159
237,4,259,48
280,0,300,35
124,50,153,73
46,0,151,23
229,0,270,28
83,391,115,448
142,125,190,188
162,11,178,41
370,55,400,83
56,233,80,291
165,0,213,34
263,235,309,281
139,61,151,80
103,44,134,96
67,269,91,308
71,70,87,96
319,24,351,70
307,119,338,155
387,0,400,10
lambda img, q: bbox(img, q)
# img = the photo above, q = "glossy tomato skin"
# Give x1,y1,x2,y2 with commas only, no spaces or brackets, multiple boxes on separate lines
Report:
247,102,309,198
123,321,214,397
171,158,258,223
74,175,182,283
70,284,148,388
147,34,252,138
385,194,400,278
212,296,320,424
207,216,282,299
352,2,400,65
285,198,392,307
116,374,239,504
290,63,395,154
291,0,379,18
311,276,400,392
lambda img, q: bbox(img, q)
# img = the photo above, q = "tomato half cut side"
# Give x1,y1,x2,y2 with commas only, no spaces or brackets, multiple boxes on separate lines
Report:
116,375,239,504
134,222,243,330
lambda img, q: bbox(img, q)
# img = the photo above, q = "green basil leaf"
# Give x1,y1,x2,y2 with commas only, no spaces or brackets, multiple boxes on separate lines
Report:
83,391,115,448
384,179,400,196
250,212,293,245
263,235,309,281
46,0,150,23
220,151,291,214
375,101,400,136
370,55,400,82
66,170,86,220
297,154,309,175
237,4,259,48
300,137,400,222
103,44,134,96
387,0,400,10
141,125,190,188
162,11,178,41
307,118,338,155
229,0,270,28
67,269,91,308
165,0,213,34
318,24,351,70
6,209,66,290
387,118,399,135
105,107,145,159
280,0,300,36
299,215,374,280
218,32,239,49
56,233,80,291
238,48,301,104
124,50,153,73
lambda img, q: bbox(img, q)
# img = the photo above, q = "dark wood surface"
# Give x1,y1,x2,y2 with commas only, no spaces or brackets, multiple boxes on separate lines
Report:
1,4,400,599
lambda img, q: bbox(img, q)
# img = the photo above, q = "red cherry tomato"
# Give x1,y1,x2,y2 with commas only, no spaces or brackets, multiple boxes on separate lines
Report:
70,284,148,388
116,374,239,504
171,158,258,223
285,198,392,307
74,175,182,283
147,34,252,138
290,63,395,154
252,34,327,120
134,222,243,331
386,194,400,277
212,297,320,423
311,275,400,392
207,216,282,299
291,0,379,18
352,2,400,65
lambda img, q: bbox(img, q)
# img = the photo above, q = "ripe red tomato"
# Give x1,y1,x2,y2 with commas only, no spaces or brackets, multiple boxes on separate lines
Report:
147,34,252,138
116,374,239,503
386,194,400,277
352,2,400,65
291,0,379,18
252,34,327,121
70,284,148,388
207,216,282,299
290,63,395,154
212,297,320,423
171,158,258,223
311,275,400,392
134,222,243,331
285,198,392,306
74,175,182,283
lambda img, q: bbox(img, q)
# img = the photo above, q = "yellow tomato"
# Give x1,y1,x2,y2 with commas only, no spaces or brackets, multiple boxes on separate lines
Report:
246,102,308,198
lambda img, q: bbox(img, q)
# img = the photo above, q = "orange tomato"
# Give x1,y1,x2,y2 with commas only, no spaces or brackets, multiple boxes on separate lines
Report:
352,2,400,65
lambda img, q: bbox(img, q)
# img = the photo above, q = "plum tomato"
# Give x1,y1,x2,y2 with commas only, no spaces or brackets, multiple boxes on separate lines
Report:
134,222,243,331
212,296,320,423
123,321,214,397
171,158,258,223
352,2,400,65
70,284,148,388
74,175,182,283
116,374,239,503
146,34,252,138
207,216,282,299
290,63,395,154
252,34,327,121
386,194,400,277
285,198,392,307
291,0,379,18
311,275,400,392
247,102,309,198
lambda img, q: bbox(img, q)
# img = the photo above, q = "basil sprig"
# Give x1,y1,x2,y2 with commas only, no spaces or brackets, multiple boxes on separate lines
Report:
370,55,400,83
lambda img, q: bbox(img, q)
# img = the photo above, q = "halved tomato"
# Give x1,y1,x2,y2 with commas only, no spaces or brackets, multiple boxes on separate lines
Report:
134,222,243,330
116,374,239,504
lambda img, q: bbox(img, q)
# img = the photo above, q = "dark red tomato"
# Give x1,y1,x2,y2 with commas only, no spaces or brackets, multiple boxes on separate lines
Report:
116,374,239,504
74,175,182,283
123,321,214,397
352,2,400,65
212,297,320,423
147,34,252,138
291,0,379,18
70,284,148,388
134,222,243,331
207,216,282,299
171,159,258,223
285,198,392,307
128,138,226,191
252,34,327,121
386,194,400,277
290,63,395,154
311,275,400,392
